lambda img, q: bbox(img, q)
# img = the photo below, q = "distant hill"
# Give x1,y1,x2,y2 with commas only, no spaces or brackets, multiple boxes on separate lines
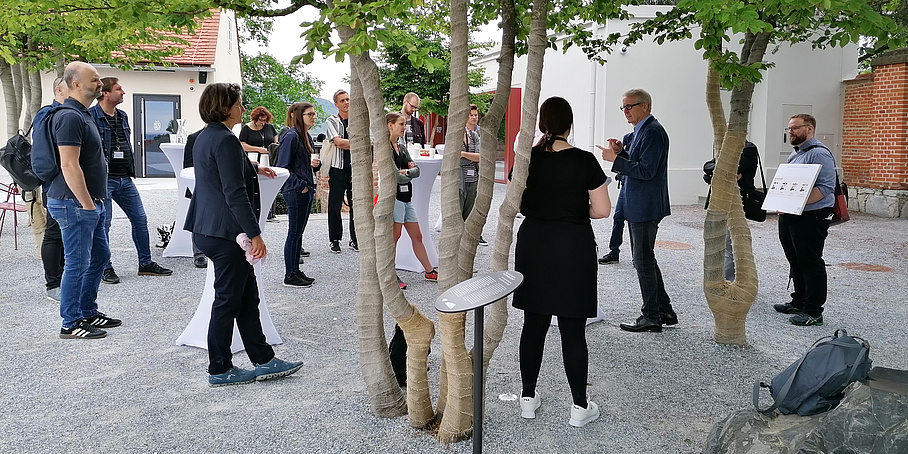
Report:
311,97,338,138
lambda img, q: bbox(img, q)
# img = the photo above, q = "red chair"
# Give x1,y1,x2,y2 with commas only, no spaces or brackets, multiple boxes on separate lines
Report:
0,182,28,250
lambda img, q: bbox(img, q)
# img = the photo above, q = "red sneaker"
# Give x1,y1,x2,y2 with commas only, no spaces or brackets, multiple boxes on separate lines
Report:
397,275,407,290
424,269,438,281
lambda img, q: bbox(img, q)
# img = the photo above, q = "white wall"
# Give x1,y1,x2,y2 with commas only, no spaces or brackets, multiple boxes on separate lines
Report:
470,5,856,205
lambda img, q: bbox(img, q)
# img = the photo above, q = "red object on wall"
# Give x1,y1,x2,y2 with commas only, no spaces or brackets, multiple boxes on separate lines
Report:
425,113,447,146
498,87,522,184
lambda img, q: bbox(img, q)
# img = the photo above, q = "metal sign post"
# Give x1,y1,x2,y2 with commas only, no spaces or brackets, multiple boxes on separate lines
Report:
435,270,523,454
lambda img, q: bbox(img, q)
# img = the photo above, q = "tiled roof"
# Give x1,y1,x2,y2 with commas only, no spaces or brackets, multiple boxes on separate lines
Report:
114,11,220,67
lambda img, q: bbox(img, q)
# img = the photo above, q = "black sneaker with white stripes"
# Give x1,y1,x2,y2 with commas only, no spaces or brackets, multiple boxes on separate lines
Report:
59,320,107,339
83,312,122,328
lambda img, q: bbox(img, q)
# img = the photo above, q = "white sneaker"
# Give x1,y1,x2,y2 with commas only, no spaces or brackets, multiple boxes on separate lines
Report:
569,400,600,427
519,391,541,419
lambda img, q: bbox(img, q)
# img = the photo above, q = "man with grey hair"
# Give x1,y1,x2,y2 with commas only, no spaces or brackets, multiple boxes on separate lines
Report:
400,92,427,146
89,77,172,284
598,88,675,333
324,88,357,253
44,62,121,339
773,113,836,327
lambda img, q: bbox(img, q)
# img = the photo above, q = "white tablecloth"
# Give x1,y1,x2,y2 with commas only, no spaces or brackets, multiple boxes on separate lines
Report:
160,143,194,258
396,154,443,272
175,167,289,353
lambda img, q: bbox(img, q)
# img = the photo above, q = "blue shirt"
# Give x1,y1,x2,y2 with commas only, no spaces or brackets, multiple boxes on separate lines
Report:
787,137,836,211
46,98,108,201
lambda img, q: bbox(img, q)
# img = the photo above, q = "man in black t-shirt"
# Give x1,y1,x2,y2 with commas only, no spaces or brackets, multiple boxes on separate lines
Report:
44,62,120,339
89,78,172,284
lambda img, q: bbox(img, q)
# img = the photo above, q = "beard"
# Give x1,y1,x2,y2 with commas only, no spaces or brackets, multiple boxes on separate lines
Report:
790,134,807,146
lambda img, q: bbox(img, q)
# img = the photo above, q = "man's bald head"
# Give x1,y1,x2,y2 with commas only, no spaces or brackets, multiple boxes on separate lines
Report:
62,62,101,105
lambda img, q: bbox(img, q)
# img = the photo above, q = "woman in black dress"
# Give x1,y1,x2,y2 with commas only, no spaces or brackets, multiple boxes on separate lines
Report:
513,96,611,427
185,83,303,387
239,106,278,163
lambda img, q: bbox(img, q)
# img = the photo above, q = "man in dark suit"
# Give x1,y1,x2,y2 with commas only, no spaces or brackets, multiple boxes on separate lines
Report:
598,88,675,333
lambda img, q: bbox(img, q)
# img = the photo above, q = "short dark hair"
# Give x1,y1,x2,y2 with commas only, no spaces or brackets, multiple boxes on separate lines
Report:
199,83,242,124
536,96,573,151
97,77,119,100
333,89,349,104
790,113,816,128
469,104,478,112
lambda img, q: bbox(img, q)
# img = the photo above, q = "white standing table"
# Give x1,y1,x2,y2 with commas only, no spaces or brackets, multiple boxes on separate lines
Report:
160,143,194,258
396,154,443,272
176,167,289,353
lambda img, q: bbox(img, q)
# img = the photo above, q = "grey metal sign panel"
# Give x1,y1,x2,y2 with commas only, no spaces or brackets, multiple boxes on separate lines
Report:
435,271,524,313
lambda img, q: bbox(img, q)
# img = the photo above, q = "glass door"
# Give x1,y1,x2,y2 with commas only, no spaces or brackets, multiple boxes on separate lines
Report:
133,95,181,177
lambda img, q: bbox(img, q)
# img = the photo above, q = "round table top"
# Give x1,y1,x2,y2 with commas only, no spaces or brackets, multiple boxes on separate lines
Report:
435,271,524,313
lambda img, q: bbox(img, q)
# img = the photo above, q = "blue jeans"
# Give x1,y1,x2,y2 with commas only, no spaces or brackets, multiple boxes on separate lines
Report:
282,189,313,278
608,190,626,255
627,220,673,323
104,177,152,268
46,198,110,328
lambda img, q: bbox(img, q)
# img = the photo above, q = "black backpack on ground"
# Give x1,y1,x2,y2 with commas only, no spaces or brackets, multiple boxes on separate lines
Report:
753,329,872,416
0,126,42,191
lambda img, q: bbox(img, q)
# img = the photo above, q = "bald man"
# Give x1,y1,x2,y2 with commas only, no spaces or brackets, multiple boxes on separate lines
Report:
44,62,121,339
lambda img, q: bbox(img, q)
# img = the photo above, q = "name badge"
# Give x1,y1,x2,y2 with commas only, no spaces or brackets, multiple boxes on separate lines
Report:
399,184,409,193
466,169,476,177
113,151,125,159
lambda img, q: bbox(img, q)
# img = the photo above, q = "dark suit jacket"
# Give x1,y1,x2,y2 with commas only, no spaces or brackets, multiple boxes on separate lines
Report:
611,115,671,223
410,115,427,146
183,122,262,240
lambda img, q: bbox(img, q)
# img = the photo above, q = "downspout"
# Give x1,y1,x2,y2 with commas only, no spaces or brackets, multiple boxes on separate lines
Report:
588,21,598,150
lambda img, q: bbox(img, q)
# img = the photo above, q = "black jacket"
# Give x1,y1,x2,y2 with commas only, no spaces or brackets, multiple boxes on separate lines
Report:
184,122,262,240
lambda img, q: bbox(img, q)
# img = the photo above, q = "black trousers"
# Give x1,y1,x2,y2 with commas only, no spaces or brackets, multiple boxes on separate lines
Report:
778,208,832,317
627,219,673,322
193,233,274,375
41,196,64,290
519,311,589,408
327,166,356,244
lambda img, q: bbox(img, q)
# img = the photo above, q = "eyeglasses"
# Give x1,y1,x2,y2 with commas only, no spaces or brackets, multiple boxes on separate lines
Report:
303,112,317,117
407,100,420,110
619,102,641,112
784,125,810,133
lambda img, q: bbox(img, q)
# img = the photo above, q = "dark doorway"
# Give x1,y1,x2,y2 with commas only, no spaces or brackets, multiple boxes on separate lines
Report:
133,94,181,177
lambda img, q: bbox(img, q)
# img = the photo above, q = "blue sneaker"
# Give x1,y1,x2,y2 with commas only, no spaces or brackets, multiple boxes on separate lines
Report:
208,366,256,387
254,357,304,381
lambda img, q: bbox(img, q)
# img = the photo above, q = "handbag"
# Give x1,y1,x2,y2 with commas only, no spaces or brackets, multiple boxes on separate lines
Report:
830,173,850,225
321,138,337,170
743,152,767,222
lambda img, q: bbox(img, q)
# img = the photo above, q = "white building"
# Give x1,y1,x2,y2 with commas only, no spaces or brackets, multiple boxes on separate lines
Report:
0,9,242,179
470,5,856,205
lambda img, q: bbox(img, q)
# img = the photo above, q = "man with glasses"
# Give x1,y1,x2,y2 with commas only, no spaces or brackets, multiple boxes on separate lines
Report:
400,92,427,147
773,114,836,327
598,88,674,333
325,89,357,253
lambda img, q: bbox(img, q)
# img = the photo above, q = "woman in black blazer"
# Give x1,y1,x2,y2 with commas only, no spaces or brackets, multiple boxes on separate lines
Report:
185,83,302,387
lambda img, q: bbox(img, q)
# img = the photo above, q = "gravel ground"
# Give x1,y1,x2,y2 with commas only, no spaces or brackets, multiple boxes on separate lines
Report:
1,177,905,453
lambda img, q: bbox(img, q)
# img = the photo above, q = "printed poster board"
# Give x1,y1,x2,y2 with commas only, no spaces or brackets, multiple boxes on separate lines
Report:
761,164,822,215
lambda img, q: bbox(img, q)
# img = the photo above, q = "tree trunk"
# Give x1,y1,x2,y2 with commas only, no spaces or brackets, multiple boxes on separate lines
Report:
1,60,21,136
434,0,474,442
351,49,437,427
332,2,436,426
703,31,771,346
483,0,548,362
349,64,407,418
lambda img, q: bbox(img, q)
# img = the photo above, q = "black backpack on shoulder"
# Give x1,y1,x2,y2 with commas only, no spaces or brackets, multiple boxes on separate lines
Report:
0,126,42,191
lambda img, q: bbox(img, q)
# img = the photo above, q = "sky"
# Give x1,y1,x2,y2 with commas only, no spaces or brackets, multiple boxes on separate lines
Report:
241,8,501,102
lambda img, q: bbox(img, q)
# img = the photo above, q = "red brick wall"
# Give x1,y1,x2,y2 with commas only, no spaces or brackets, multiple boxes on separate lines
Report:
842,60,908,191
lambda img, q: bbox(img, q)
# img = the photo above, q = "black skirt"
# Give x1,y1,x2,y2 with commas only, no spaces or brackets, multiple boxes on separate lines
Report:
512,217,598,318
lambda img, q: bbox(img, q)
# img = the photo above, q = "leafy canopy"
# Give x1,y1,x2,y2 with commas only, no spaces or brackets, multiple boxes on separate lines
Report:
241,52,325,124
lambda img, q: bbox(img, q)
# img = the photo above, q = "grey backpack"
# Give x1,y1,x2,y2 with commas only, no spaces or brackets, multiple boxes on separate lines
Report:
753,329,871,416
